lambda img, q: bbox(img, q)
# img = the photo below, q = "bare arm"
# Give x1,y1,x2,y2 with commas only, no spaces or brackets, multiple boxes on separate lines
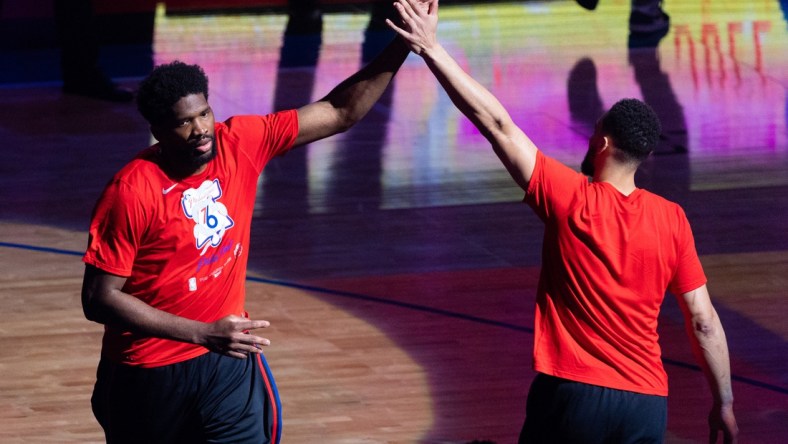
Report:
81,265,270,359
387,0,538,190
678,284,739,443
293,33,411,146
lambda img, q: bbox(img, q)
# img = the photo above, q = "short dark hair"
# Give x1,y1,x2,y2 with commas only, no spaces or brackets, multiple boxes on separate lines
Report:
601,98,661,163
136,61,209,125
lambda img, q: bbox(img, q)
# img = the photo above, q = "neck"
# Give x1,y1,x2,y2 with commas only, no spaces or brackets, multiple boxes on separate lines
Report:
157,147,207,179
594,166,638,196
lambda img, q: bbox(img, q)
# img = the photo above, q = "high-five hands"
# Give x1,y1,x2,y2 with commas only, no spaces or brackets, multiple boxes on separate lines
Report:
386,0,439,56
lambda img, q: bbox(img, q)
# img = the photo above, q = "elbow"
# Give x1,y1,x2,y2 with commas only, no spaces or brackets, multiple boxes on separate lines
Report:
334,119,354,135
81,265,126,326
83,310,100,324
334,110,360,134
692,313,720,342
81,287,108,324
492,116,507,132
324,99,363,135
694,316,713,336
81,296,101,323
479,116,509,143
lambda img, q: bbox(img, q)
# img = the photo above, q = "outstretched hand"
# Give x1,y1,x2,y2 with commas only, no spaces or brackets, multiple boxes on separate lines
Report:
386,0,439,56
709,403,738,443
200,314,271,359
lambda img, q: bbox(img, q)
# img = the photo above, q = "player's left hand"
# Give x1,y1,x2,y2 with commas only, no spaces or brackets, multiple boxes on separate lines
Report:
386,0,439,56
708,402,738,443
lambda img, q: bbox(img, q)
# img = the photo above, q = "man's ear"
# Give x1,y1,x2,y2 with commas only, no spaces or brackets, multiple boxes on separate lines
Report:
600,135,611,152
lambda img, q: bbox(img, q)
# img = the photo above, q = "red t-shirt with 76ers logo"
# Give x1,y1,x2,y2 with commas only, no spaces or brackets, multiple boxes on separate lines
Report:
83,110,298,368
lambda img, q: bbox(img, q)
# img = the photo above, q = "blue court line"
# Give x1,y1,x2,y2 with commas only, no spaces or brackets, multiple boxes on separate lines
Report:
247,275,534,333
3,240,787,396
661,358,788,395
250,276,788,396
0,241,84,257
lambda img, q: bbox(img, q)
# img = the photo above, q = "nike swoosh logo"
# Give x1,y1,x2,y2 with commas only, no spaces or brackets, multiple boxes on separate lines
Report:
162,183,178,195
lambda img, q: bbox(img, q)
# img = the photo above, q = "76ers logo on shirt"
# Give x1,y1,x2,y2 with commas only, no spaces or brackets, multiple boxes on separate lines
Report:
181,179,234,253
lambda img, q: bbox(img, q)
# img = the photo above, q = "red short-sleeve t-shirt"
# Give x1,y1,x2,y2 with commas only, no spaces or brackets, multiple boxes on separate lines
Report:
525,151,706,396
83,111,299,368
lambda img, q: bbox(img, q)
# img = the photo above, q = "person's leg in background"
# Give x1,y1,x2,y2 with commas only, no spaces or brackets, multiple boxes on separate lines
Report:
53,0,133,102
573,0,671,48
629,0,670,47
575,0,600,11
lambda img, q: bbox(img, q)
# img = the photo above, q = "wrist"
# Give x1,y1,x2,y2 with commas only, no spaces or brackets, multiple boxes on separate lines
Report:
420,41,444,61
189,320,210,346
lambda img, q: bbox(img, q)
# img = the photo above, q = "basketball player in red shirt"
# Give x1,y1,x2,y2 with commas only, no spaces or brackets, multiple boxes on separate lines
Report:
388,1,738,442
81,14,421,442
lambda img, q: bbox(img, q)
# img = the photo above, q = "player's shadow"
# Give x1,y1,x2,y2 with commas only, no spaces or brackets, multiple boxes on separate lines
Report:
250,2,398,278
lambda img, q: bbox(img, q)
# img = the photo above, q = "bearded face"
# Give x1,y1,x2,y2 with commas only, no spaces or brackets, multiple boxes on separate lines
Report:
152,93,217,176
582,118,606,177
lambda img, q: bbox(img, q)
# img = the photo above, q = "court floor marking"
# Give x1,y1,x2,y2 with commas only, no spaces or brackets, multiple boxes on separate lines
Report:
2,240,786,396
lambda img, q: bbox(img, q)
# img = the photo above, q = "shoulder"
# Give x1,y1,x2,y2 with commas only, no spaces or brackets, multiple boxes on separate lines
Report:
221,111,298,133
636,190,694,236
525,151,590,218
105,147,168,199
640,190,686,216
114,147,158,181
217,112,299,149
533,151,585,180
528,151,589,195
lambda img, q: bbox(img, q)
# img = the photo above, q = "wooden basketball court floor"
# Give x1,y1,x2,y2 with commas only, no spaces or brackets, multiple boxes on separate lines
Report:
1,0,787,442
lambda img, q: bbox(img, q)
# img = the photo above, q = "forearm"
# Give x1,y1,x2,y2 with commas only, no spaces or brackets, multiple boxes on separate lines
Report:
421,43,511,142
84,286,206,345
680,286,734,406
420,44,536,188
687,308,735,406
321,37,410,129
294,37,410,145
387,0,536,187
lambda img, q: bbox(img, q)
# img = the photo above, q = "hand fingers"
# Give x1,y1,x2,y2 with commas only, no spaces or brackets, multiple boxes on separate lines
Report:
227,350,250,359
397,0,420,20
385,18,411,39
240,333,270,347
387,0,438,40
394,1,424,36
235,320,272,347
390,1,410,27
386,19,414,45
407,0,437,16
238,319,270,331
224,335,270,359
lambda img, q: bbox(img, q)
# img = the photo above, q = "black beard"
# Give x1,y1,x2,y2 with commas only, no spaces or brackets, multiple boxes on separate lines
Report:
581,150,594,177
160,139,216,177
187,139,217,169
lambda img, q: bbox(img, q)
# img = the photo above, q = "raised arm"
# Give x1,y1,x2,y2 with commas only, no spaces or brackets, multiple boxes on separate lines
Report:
678,284,739,444
387,0,538,190
293,31,411,146
81,265,270,359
